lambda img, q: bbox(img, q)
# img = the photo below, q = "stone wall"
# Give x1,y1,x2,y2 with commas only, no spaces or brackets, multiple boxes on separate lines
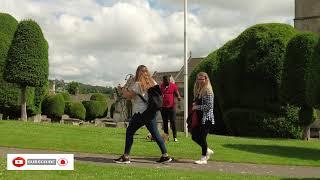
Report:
295,0,320,34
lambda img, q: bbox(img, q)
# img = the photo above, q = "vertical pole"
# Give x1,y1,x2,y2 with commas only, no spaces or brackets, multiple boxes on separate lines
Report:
184,0,188,137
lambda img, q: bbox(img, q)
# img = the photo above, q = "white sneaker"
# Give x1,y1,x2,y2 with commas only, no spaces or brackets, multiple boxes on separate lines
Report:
194,156,207,165
206,148,214,160
174,138,178,142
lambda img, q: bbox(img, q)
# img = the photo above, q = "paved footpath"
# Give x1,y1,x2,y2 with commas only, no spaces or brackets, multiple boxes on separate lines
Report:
1,146,320,178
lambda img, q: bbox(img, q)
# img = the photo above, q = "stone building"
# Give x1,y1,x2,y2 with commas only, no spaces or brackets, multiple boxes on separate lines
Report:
294,0,320,34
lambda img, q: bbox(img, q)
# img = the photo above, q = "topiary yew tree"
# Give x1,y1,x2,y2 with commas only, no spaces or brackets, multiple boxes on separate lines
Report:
189,23,306,138
0,13,18,116
281,32,319,140
4,20,48,121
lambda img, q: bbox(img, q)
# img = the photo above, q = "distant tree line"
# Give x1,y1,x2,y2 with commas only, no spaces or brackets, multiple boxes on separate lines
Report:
50,79,113,95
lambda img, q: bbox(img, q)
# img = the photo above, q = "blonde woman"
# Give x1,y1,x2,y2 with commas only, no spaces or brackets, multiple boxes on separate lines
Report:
114,65,172,164
191,72,215,165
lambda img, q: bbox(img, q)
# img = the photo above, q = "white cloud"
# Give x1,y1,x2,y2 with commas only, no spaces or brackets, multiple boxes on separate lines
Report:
0,0,294,86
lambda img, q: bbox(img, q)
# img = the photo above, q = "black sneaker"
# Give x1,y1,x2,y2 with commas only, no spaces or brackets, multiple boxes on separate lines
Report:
113,155,131,164
156,156,173,163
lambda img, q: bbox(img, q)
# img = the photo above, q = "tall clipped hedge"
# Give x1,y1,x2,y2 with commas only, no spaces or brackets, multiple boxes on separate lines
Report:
82,101,107,120
190,23,302,138
0,14,47,119
281,32,319,140
281,32,319,107
217,24,296,113
0,13,18,39
4,19,49,120
0,13,19,116
306,37,320,109
5,20,48,86
42,94,65,120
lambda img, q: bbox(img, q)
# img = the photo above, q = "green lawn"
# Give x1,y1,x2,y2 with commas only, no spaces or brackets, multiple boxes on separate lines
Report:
0,158,280,180
0,120,319,166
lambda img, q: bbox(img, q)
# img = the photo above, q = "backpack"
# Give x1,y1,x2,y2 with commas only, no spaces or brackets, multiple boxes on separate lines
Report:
138,85,162,111
137,85,163,122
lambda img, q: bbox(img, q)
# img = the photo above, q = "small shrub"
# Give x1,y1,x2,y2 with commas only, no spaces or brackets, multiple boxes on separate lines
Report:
82,100,107,120
90,93,107,101
42,94,65,119
60,92,71,102
66,102,86,120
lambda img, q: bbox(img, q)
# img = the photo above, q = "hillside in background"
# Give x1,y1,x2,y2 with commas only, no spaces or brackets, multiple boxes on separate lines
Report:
49,79,113,94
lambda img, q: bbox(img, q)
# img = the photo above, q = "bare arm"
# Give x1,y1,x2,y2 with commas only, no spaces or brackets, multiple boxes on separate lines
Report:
174,85,182,101
117,86,136,100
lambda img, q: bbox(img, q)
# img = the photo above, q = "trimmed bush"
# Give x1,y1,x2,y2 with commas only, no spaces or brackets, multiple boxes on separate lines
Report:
0,14,47,118
42,94,65,119
0,13,19,117
217,24,297,113
65,102,86,120
4,19,48,120
190,23,301,137
281,32,319,107
281,32,319,139
90,93,107,101
5,19,49,87
82,101,107,120
0,13,18,39
223,106,303,139
306,38,320,108
60,92,71,102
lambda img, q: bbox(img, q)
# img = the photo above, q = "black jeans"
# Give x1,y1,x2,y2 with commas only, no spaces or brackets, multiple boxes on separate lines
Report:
191,124,209,156
124,112,167,155
160,107,177,138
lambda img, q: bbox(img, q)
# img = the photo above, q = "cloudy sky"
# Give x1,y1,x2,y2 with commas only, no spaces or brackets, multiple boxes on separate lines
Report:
0,0,294,86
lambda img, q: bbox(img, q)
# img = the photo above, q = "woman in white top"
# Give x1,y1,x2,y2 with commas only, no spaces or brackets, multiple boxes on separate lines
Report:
114,65,172,164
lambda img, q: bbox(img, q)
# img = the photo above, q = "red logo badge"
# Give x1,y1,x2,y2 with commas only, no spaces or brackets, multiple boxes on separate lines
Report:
57,158,68,166
12,157,26,167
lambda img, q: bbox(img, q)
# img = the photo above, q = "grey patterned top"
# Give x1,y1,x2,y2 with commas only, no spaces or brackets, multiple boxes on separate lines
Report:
195,93,215,125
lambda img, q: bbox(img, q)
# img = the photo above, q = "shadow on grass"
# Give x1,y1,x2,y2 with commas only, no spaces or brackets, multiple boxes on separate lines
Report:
223,144,320,161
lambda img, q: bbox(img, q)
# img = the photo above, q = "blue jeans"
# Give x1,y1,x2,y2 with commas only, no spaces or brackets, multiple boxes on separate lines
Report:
124,112,167,155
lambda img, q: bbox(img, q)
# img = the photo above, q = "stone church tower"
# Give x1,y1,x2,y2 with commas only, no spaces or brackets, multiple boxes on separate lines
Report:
294,0,320,34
